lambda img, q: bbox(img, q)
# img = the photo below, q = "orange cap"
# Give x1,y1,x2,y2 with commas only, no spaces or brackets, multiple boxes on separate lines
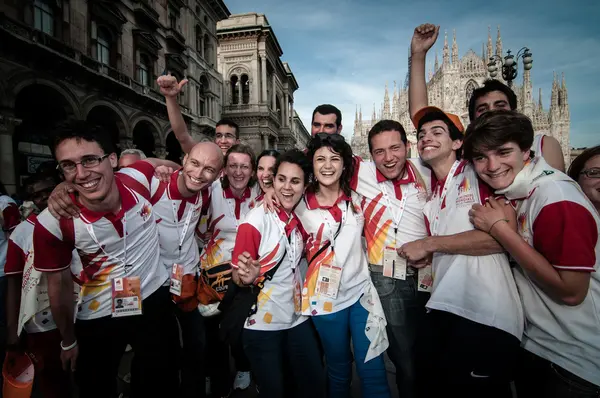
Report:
412,106,465,134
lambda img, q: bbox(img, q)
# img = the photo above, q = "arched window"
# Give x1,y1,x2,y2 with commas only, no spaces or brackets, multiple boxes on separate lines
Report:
241,74,249,104
198,76,209,116
138,54,150,86
97,27,111,66
465,80,477,109
230,75,239,104
33,0,54,35
204,35,213,66
195,26,202,53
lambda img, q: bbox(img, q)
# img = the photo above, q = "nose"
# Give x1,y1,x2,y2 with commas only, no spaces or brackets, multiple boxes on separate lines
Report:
75,163,91,179
383,149,394,162
487,156,500,171
283,180,292,190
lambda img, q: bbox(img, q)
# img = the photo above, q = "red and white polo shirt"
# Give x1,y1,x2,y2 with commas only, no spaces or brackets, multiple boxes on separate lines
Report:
1,195,20,277
232,206,308,331
33,161,168,320
423,160,524,340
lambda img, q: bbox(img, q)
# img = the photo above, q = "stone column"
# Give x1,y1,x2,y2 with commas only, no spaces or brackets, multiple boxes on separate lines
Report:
271,74,276,110
289,101,294,127
0,115,20,195
237,81,242,105
119,138,135,151
262,133,269,150
260,55,267,103
284,93,289,127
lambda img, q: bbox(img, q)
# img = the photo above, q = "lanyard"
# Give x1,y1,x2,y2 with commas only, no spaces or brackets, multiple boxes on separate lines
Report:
168,183,199,259
321,200,348,253
380,182,408,239
430,160,461,236
272,212,297,270
85,217,129,271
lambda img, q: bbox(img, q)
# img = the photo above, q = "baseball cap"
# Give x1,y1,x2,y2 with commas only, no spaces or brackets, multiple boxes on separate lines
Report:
412,106,465,134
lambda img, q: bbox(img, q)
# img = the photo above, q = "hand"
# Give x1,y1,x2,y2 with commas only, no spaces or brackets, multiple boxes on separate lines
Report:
154,165,174,182
48,182,79,219
469,198,512,235
398,239,429,262
60,343,79,372
411,23,440,55
408,254,432,269
235,251,261,285
262,189,280,213
157,74,188,98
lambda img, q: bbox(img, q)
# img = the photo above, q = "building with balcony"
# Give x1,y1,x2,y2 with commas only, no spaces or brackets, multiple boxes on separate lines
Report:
217,13,309,154
0,0,229,194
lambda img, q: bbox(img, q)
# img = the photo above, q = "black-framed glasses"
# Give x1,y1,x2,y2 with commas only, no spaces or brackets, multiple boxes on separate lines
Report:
580,168,600,179
57,154,110,173
314,132,346,143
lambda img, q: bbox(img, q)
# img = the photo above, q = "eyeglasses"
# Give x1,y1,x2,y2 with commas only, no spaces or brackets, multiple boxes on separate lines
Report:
216,133,236,140
580,168,600,179
57,154,110,173
314,132,346,143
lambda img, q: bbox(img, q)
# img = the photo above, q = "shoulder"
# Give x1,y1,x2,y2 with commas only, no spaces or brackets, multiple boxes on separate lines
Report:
9,219,35,246
244,205,267,225
0,195,17,209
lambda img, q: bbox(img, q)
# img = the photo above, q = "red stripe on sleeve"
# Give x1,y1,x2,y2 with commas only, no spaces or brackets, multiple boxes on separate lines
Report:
129,160,156,185
118,173,151,202
350,157,360,191
5,239,27,274
231,223,262,269
33,218,74,272
2,204,20,231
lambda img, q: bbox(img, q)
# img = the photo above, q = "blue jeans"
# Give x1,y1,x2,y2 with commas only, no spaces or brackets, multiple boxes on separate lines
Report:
243,320,325,398
312,298,391,398
371,272,429,398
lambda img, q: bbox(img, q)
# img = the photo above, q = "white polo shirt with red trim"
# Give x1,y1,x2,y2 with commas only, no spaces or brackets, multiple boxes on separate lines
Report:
350,159,431,268
295,191,371,315
33,161,168,320
1,195,20,277
498,157,600,386
232,206,308,331
423,160,523,339
150,170,210,275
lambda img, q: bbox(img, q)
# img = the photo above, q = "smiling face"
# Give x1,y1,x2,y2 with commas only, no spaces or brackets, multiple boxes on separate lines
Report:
181,142,223,193
273,162,305,213
28,178,56,211
313,146,343,189
370,130,409,180
55,138,118,205
471,142,530,190
311,113,341,136
225,152,253,192
215,124,239,155
257,155,277,192
578,155,600,210
473,90,511,119
417,120,462,164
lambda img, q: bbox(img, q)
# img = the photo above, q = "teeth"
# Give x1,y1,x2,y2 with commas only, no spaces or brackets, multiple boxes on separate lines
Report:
190,177,202,183
384,163,396,168
81,180,99,188
422,146,436,151
321,172,334,176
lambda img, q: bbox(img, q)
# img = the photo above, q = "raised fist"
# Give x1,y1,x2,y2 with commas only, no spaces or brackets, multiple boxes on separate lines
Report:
411,24,440,55
157,73,188,98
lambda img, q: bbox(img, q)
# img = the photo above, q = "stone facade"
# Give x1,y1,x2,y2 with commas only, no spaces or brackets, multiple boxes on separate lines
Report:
352,27,571,165
216,13,309,154
0,0,229,194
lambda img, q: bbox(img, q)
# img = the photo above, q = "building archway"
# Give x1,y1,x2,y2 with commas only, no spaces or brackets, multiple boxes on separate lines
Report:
165,131,183,164
132,120,157,157
85,105,124,153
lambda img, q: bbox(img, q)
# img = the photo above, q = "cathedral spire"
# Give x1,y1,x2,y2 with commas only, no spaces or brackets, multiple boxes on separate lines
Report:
487,25,493,61
443,30,449,65
550,71,559,110
383,82,391,119
392,81,399,120
451,29,459,64
355,105,358,121
372,103,376,121
561,72,569,117
495,25,503,57
481,42,485,63
434,51,439,71
538,88,543,111
359,105,362,121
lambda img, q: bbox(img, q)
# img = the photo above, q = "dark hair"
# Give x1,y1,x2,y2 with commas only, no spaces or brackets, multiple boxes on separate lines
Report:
306,133,354,197
463,110,534,160
312,104,342,127
23,173,59,200
216,119,240,139
222,143,257,189
568,145,600,181
468,79,518,121
257,149,280,167
368,120,407,153
52,120,116,155
274,149,312,185
418,111,464,159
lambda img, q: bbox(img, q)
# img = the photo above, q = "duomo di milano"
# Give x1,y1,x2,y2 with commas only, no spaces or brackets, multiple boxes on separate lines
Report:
351,27,571,165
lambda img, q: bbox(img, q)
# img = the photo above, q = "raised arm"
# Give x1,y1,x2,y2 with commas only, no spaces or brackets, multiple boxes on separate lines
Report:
541,136,566,172
157,74,197,154
408,24,439,119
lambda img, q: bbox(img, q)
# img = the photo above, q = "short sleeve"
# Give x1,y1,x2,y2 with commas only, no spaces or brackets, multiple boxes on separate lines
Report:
532,201,598,271
5,239,27,275
33,213,74,272
350,157,361,191
117,160,156,199
231,223,262,268
2,204,20,232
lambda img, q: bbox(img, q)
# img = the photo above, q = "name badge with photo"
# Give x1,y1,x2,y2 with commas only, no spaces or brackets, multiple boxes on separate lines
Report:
383,246,407,280
315,263,342,300
418,265,433,292
111,276,142,317
170,263,184,296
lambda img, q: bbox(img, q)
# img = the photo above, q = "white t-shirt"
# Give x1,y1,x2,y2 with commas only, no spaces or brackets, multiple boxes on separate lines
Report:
150,170,210,275
0,195,20,277
423,160,524,340
351,159,431,267
33,161,168,319
498,157,600,386
295,191,370,315
233,206,308,331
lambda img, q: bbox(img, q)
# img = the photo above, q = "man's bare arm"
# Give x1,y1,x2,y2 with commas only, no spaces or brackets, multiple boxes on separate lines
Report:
47,269,76,344
409,24,439,119
425,230,504,255
157,74,197,154
541,136,565,172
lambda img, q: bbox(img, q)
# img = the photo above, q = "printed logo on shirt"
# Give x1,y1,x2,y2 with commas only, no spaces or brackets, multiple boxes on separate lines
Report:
532,170,554,182
415,182,428,202
455,177,475,207
139,203,152,221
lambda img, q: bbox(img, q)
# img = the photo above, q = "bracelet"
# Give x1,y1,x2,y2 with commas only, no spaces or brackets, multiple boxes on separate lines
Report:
488,218,509,234
60,340,78,351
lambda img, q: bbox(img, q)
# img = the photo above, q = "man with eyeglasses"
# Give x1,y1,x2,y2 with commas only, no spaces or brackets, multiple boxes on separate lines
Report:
32,120,181,398
158,74,240,156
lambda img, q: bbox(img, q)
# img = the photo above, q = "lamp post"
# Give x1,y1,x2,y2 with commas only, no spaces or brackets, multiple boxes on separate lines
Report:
487,47,533,87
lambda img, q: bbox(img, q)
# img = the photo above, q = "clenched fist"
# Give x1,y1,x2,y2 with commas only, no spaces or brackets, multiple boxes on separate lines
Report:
157,73,188,98
411,23,440,55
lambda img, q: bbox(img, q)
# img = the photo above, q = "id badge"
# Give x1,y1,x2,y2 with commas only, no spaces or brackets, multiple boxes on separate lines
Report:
315,263,342,300
111,276,142,317
170,263,184,296
293,270,302,315
383,246,407,280
418,265,433,292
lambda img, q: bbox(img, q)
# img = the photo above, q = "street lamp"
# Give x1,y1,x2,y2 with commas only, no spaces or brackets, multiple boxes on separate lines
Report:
487,47,533,87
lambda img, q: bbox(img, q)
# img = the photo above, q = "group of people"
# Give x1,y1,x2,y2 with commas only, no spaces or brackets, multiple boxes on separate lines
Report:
0,23,599,398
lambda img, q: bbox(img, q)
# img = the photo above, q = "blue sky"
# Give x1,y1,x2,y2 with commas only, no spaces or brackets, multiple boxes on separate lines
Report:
224,0,600,148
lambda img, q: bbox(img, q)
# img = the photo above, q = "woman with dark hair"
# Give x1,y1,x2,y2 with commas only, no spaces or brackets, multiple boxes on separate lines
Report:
294,134,390,397
199,143,260,396
256,149,280,200
231,149,325,397
568,145,600,214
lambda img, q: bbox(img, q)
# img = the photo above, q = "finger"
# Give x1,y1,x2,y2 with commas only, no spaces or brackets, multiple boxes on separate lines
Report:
487,197,499,209
178,79,188,90
471,203,483,211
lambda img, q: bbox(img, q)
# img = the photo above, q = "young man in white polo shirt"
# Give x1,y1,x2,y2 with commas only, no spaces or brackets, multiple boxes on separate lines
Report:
465,110,600,397
33,121,180,398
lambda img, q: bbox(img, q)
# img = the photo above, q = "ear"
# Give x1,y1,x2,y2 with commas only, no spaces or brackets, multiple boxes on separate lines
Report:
235,139,240,144
337,124,343,134
109,153,118,168
452,139,464,151
182,154,188,165
522,149,531,162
